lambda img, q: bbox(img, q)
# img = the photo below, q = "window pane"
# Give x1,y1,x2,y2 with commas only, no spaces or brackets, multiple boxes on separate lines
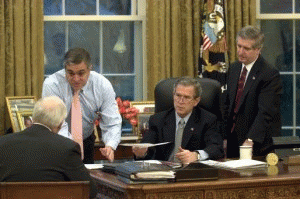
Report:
44,22,66,75
260,0,292,14
66,0,96,15
44,0,62,15
99,0,131,15
296,1,300,13
282,129,293,136
106,76,135,100
281,75,293,126
261,20,292,72
296,75,300,126
296,21,300,72
102,21,134,74
68,22,100,68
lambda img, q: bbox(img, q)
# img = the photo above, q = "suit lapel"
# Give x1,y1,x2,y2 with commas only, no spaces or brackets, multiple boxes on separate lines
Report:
235,57,262,111
162,111,176,143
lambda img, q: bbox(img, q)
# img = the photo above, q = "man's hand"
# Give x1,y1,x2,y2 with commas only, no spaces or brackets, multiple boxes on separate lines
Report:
100,146,114,162
242,139,254,147
132,146,148,158
175,147,198,164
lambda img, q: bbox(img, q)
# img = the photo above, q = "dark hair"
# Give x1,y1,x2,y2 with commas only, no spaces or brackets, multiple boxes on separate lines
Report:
63,48,92,69
237,25,264,49
174,77,202,98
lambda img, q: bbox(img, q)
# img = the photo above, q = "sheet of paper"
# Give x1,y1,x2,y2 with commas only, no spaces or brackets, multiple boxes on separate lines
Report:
200,159,267,169
119,142,170,148
85,164,104,170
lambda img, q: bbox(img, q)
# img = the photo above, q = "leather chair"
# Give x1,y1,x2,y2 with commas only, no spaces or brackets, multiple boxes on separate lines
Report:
154,77,224,137
0,181,90,199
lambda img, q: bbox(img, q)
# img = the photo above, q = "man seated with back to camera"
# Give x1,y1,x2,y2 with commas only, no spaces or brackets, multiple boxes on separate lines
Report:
132,77,224,164
0,96,97,199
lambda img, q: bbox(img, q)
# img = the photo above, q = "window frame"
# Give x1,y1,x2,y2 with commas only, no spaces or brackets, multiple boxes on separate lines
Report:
43,0,147,101
256,0,300,136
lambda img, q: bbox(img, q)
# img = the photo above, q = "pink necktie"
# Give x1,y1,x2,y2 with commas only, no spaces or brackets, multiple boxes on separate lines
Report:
71,91,84,159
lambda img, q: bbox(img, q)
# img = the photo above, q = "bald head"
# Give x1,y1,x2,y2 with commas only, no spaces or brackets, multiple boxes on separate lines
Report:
32,96,67,133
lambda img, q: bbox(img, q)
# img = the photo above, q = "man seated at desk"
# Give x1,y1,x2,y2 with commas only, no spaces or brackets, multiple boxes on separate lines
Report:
133,77,224,164
0,96,97,199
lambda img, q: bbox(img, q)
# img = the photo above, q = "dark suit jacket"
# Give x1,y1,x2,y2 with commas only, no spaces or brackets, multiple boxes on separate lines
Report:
141,107,224,161
224,55,283,157
0,124,97,199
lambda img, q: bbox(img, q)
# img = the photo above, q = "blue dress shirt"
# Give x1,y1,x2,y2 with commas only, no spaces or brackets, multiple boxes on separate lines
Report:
42,69,122,150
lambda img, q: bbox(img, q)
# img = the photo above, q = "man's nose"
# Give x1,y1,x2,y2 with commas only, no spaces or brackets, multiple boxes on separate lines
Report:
73,74,80,81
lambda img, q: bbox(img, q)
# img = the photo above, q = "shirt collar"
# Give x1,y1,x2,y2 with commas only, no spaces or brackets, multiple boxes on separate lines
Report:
32,123,52,132
243,56,258,72
175,111,192,125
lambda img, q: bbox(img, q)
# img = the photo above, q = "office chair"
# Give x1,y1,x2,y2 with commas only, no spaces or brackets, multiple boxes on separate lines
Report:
154,77,224,137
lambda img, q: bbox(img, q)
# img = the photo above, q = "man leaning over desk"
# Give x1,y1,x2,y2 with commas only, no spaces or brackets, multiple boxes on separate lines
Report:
42,47,122,163
133,77,224,164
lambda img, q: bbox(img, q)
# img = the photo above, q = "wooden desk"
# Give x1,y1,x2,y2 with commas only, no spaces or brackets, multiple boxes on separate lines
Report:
90,163,300,199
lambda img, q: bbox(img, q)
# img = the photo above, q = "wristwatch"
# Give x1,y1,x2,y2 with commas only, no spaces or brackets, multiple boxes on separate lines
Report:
195,151,201,161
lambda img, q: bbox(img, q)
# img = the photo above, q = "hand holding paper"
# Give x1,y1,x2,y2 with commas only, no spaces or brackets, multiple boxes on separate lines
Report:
132,146,148,158
128,142,170,158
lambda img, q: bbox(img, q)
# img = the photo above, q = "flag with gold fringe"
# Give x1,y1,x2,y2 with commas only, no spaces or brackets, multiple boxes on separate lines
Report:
199,0,228,91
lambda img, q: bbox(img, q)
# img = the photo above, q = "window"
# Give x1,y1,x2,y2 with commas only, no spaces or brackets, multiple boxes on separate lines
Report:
44,0,146,101
257,0,300,136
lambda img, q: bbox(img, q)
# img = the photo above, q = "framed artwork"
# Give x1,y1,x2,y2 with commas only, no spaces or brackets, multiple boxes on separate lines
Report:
6,96,36,132
137,113,153,138
130,101,155,114
16,111,33,131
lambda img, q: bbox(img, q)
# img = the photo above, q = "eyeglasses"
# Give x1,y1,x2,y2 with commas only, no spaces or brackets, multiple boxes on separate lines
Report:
174,93,195,103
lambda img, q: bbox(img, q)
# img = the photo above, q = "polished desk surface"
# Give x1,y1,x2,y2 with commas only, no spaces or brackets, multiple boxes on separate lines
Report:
90,162,300,199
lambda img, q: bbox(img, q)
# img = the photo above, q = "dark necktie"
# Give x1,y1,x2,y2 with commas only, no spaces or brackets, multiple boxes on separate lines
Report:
169,119,185,162
231,66,248,133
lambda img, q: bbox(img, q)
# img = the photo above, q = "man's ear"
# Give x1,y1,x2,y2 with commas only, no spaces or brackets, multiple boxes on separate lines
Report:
194,97,201,107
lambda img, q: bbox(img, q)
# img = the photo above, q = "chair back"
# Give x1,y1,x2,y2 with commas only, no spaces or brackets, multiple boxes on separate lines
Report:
0,181,90,199
154,77,222,121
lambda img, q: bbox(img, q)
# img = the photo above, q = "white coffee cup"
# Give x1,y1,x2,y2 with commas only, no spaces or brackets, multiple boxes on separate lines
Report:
239,146,252,159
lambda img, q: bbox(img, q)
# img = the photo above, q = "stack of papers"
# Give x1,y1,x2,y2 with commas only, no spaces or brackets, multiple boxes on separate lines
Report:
201,159,268,169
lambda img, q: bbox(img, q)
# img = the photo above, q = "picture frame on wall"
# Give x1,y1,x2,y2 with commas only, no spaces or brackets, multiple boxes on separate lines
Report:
6,96,36,132
130,101,155,114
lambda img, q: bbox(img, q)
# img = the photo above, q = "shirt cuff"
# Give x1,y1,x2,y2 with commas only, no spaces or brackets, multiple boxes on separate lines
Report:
198,150,209,161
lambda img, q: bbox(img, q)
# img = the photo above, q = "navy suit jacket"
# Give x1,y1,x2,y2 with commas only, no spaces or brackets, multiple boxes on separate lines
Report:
141,107,224,161
0,124,97,198
224,55,283,157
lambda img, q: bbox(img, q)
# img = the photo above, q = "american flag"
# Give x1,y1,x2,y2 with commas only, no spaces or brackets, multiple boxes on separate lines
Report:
203,34,213,50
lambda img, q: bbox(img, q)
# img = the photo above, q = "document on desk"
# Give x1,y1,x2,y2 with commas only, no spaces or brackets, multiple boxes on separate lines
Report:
85,164,103,170
201,159,267,169
119,142,170,148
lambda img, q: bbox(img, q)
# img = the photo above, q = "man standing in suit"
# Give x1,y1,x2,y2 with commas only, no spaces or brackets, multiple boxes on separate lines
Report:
224,26,283,158
0,96,97,199
133,77,224,164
